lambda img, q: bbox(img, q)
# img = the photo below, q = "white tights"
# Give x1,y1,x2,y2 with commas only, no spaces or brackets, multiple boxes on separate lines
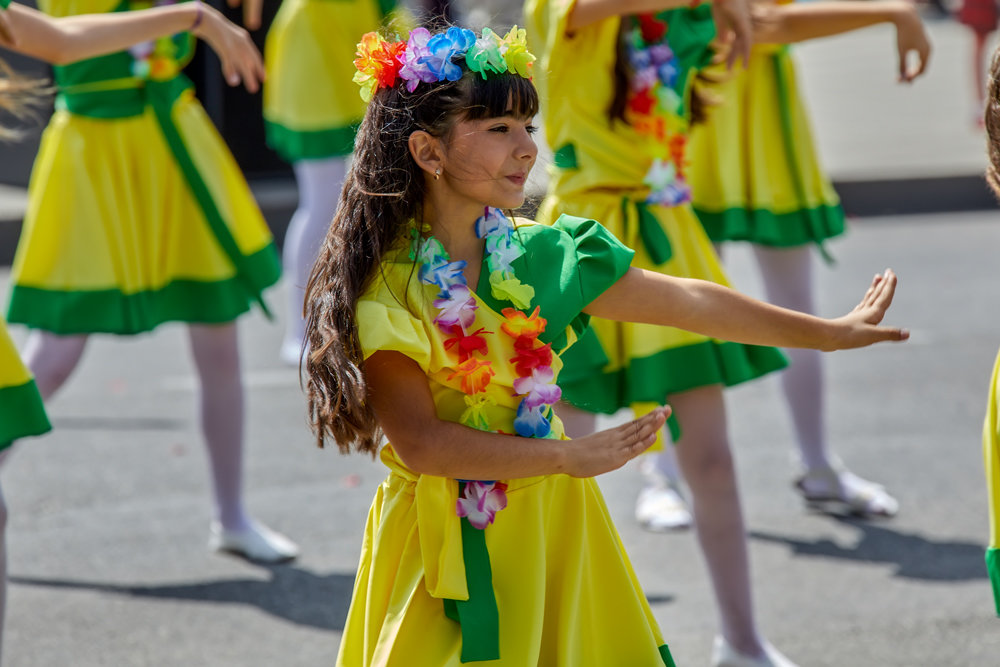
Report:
561,389,766,657
18,324,253,531
280,158,349,362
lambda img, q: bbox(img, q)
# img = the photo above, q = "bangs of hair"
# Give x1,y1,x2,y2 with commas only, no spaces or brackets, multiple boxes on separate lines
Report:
463,72,539,121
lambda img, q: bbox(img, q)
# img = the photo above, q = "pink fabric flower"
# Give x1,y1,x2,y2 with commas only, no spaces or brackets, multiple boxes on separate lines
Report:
456,481,509,529
513,366,562,408
434,284,477,330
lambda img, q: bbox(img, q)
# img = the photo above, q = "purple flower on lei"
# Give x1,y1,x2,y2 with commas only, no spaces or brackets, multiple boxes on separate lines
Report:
398,28,438,92
434,284,477,330
513,402,552,438
512,366,562,409
456,481,508,530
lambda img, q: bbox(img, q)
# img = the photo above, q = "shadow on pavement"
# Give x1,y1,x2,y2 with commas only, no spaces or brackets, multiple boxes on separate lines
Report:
750,518,987,581
10,565,356,630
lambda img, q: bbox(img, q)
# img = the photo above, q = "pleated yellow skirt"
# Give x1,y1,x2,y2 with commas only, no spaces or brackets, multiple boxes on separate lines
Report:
264,0,395,161
336,446,675,666
688,46,844,247
0,318,50,446
7,90,280,335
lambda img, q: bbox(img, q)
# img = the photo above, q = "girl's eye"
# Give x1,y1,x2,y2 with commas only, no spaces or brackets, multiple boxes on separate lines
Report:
489,125,510,133
526,124,539,135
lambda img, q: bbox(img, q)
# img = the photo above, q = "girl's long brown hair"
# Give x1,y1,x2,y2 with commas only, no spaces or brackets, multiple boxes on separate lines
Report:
304,66,538,455
986,46,1000,198
0,57,49,140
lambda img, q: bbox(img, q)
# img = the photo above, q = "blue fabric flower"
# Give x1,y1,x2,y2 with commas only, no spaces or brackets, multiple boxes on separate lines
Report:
514,402,551,438
422,27,477,83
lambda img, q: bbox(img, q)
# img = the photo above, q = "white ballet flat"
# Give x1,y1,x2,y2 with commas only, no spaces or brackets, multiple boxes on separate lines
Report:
635,481,693,532
711,636,799,667
209,521,300,564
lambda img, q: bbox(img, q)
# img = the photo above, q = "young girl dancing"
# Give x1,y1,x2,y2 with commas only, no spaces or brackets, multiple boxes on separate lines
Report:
2,0,298,566
683,0,929,520
304,24,907,666
525,2,928,664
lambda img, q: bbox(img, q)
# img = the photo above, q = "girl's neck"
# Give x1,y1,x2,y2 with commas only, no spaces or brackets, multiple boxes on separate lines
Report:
422,193,487,271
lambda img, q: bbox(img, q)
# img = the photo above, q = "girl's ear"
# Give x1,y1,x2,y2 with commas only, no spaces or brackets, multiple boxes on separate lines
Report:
408,130,443,179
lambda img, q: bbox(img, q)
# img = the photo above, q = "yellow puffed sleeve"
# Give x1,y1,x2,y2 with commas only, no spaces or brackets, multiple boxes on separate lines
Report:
356,293,432,370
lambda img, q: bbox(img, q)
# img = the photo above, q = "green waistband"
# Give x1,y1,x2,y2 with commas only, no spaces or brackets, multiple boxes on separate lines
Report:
56,74,190,119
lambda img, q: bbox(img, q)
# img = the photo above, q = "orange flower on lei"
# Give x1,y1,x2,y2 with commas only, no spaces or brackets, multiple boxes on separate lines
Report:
448,358,496,395
500,306,546,341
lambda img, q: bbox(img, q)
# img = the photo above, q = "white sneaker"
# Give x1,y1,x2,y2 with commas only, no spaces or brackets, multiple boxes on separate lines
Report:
209,521,300,564
635,482,692,532
711,636,799,667
279,338,303,367
795,465,899,518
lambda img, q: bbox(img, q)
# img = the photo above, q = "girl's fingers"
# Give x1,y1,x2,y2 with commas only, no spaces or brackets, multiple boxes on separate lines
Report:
0,11,15,46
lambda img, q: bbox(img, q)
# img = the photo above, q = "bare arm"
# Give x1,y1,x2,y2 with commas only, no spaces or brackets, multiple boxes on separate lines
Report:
0,2,264,91
570,0,754,68
754,0,930,81
585,268,908,351
225,0,264,31
364,350,667,480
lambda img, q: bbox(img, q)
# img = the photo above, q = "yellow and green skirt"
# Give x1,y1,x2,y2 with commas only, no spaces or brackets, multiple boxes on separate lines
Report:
7,75,280,335
0,319,50,447
688,45,844,248
983,348,1000,614
537,191,787,436
336,444,675,666
264,0,400,162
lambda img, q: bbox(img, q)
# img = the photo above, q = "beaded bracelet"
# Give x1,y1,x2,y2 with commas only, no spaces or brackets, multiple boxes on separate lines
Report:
190,0,204,31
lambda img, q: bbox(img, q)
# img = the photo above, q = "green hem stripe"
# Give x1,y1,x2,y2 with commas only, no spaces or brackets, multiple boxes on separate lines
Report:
0,380,51,447
987,548,1000,616
7,244,280,336
264,119,358,162
695,204,845,247
659,644,677,667
560,339,789,415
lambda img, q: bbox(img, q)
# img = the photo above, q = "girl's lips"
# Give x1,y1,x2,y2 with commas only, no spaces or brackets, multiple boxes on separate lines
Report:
506,173,526,185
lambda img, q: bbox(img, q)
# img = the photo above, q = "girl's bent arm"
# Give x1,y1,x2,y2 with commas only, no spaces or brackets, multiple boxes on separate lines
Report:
0,3,264,90
584,268,908,351
364,350,666,479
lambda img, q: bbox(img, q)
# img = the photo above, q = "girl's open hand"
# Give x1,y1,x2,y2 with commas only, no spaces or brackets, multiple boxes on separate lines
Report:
894,4,931,82
563,406,670,477
192,4,265,93
830,269,909,349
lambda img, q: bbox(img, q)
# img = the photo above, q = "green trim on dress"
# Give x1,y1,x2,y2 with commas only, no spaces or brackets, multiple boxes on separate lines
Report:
264,119,358,161
7,244,280,336
695,203,845,247
659,644,677,667
987,548,1000,616
0,379,51,447
560,337,788,415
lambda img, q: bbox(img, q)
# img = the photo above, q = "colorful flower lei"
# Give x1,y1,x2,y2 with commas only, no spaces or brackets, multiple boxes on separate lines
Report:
353,26,536,102
625,13,691,208
412,207,561,528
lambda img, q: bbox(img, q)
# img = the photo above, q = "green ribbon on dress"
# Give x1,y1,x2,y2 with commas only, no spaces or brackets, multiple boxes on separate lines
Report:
52,37,271,316
623,197,673,265
442,484,501,663
772,46,834,264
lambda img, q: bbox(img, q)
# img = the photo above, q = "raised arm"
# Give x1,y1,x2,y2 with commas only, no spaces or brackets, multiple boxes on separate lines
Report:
753,0,930,81
225,0,265,31
0,2,264,91
569,0,754,67
364,350,668,480
585,268,908,351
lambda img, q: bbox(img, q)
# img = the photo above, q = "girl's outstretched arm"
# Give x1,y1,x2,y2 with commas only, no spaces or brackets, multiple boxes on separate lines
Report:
569,0,754,67
753,0,931,81
364,350,669,479
585,268,908,351
0,2,264,91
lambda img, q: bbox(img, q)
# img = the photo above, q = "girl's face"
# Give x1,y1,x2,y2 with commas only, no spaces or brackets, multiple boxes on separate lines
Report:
438,113,538,211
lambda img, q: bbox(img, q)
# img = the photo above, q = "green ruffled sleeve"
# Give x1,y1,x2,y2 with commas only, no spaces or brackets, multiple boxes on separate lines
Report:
356,295,432,370
505,215,633,352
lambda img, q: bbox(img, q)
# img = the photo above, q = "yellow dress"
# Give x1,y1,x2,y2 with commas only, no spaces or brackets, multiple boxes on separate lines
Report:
6,0,280,335
525,2,787,429
983,349,1000,614
263,0,400,161
687,17,844,247
338,216,676,666
0,319,50,447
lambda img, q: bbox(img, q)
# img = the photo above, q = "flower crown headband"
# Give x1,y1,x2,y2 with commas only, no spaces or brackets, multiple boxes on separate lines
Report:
353,25,537,102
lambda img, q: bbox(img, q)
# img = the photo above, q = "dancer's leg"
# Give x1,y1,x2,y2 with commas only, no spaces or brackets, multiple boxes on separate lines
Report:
22,331,88,400
280,158,349,364
188,323,299,562
0,449,11,660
